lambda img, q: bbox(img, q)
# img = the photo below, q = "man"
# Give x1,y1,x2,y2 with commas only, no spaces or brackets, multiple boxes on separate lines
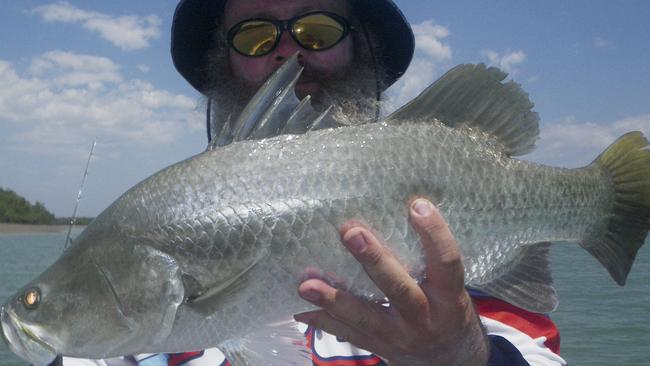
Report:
58,0,565,365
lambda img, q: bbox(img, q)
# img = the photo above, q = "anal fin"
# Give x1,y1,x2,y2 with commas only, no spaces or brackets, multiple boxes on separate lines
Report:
219,320,312,366
473,242,557,313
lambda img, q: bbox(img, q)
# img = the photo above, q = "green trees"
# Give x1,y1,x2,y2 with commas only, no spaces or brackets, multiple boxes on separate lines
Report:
0,187,56,224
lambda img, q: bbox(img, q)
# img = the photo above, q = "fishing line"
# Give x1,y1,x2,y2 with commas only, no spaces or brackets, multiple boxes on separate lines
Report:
64,138,96,251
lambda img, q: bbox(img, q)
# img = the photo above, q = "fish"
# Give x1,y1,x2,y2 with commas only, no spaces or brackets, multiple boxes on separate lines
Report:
3,55,650,365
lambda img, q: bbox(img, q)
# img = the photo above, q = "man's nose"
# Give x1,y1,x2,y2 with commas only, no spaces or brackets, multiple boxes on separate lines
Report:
273,32,303,64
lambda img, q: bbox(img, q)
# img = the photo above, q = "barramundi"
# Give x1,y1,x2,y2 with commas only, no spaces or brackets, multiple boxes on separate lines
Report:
3,56,650,365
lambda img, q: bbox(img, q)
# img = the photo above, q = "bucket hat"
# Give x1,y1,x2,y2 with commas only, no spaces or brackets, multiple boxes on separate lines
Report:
171,0,415,94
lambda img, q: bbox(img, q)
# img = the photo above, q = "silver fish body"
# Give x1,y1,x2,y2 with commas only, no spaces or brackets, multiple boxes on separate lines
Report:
3,59,649,364
94,120,609,348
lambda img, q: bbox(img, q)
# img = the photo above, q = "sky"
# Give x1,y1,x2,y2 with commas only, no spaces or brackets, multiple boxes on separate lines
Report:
0,0,649,217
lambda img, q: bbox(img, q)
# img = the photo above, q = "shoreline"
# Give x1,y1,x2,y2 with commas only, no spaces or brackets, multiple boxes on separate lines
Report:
0,223,73,234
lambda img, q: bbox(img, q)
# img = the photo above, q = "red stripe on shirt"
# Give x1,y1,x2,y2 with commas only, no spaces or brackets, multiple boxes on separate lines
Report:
168,351,205,366
474,296,560,354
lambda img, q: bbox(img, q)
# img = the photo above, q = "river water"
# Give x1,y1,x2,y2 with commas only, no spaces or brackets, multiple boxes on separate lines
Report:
1,232,648,365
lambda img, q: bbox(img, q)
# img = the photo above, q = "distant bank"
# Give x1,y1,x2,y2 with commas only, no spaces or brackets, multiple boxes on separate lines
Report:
0,223,76,234
1,187,93,229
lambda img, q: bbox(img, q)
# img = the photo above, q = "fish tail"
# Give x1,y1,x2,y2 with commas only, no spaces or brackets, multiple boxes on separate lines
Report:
583,131,650,285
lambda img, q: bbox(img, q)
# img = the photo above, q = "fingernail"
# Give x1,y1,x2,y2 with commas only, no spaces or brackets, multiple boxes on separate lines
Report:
412,199,435,217
345,232,368,254
301,290,321,303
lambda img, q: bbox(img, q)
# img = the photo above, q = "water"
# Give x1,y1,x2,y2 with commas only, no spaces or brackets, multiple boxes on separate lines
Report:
550,241,650,365
1,232,648,365
1,232,66,366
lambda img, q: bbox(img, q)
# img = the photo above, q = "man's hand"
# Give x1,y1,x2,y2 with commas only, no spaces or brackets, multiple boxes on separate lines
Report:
294,199,490,365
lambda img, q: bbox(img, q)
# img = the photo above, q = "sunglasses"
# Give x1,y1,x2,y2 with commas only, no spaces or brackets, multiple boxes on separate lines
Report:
227,11,354,57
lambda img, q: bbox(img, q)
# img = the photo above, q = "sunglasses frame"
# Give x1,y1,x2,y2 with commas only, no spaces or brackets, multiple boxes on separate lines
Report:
226,11,355,57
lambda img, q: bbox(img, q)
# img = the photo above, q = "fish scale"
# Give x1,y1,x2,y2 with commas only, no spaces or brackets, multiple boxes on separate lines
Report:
147,122,606,354
3,60,649,365
134,126,563,258
120,120,606,345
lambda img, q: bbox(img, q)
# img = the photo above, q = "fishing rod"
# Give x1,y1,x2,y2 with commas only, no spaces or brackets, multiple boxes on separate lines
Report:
64,138,96,250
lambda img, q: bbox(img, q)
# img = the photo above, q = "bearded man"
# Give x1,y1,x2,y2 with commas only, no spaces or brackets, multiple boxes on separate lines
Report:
55,0,566,365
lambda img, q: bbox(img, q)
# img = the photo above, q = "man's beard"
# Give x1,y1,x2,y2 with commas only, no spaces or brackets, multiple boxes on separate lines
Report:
204,44,381,142
301,64,380,126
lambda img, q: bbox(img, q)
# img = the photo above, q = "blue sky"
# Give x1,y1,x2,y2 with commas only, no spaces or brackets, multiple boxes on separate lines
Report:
1,1,648,217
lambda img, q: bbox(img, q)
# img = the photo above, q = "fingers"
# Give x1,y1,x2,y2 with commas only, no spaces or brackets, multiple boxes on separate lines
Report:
294,309,387,355
338,225,430,322
409,199,465,296
297,278,388,336
295,199,481,365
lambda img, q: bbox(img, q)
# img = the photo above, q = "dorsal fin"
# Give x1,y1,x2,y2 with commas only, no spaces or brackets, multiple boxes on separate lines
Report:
213,113,234,147
385,64,540,156
208,54,341,150
284,96,316,134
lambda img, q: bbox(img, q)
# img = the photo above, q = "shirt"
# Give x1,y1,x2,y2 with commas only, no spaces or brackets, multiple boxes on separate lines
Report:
56,295,566,366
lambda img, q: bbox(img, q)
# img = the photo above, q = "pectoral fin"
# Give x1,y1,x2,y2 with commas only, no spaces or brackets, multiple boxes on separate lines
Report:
185,255,264,316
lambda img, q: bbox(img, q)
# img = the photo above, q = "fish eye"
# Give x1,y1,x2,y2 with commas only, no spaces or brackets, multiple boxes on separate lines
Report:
23,288,41,310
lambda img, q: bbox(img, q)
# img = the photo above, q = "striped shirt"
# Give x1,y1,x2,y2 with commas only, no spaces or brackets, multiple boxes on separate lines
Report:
58,295,565,366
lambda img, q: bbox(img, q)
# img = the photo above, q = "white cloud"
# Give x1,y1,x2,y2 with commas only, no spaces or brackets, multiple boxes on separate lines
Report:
32,2,161,50
0,52,202,159
412,20,452,62
482,49,526,75
28,51,122,88
594,37,610,48
385,20,453,113
526,115,650,167
527,75,540,83
137,64,151,73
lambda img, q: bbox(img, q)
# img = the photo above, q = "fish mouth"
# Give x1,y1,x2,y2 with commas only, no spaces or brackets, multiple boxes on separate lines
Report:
1,305,56,366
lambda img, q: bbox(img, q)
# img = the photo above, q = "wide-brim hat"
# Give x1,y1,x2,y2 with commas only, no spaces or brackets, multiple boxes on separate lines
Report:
171,0,415,94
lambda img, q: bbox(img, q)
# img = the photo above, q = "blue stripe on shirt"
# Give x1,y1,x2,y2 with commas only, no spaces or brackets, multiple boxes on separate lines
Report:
488,335,530,365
